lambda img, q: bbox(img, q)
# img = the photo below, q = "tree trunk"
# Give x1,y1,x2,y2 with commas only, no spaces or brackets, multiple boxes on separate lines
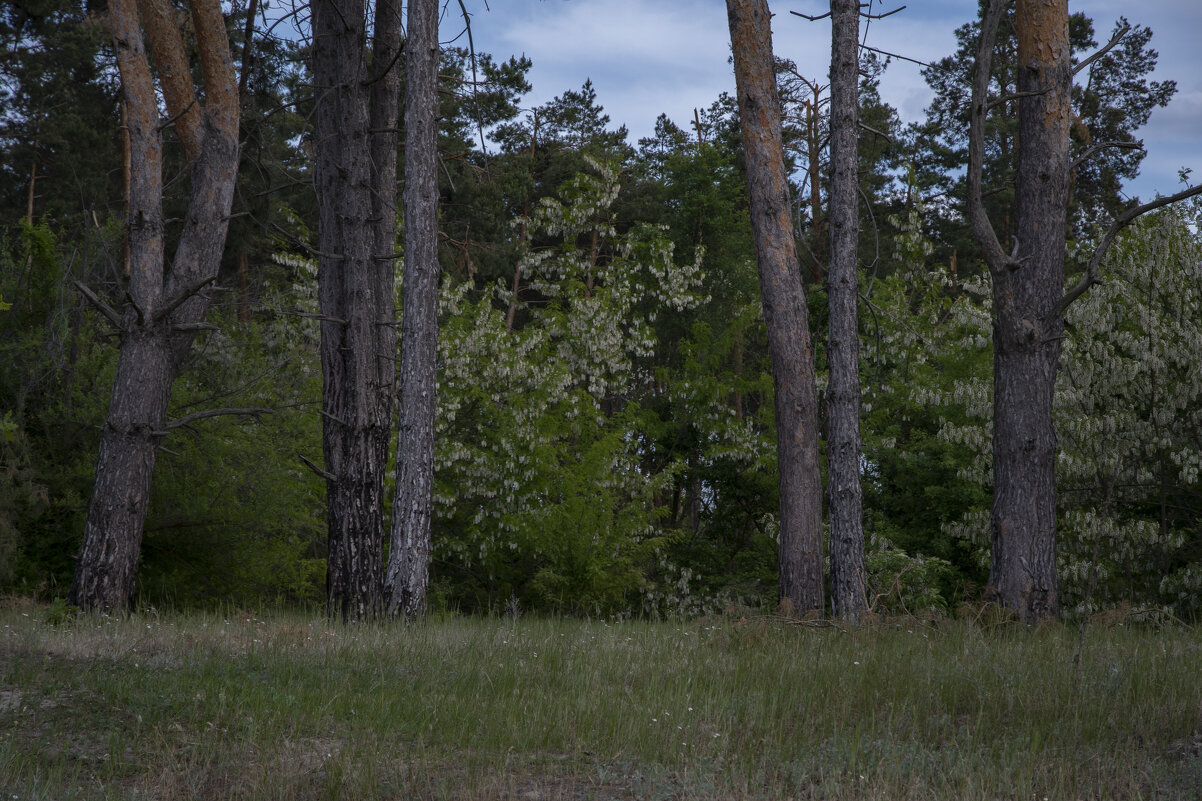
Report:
968,0,1068,621
726,0,824,615
311,0,402,622
384,0,439,618
70,334,171,612
70,0,239,614
988,0,1070,621
827,0,867,621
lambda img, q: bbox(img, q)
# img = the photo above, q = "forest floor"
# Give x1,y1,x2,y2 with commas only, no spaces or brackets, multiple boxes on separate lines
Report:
1,597,1200,800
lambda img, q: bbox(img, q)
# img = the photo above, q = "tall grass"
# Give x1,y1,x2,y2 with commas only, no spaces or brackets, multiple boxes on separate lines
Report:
1,601,1199,799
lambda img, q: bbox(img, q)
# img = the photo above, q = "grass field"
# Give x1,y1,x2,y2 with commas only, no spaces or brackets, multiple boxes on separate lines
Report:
2,599,1200,800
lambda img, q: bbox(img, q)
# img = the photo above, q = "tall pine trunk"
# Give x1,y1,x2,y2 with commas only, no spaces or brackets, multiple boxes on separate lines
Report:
968,0,1069,621
988,0,1071,620
726,0,824,615
312,0,401,622
385,0,439,618
827,0,867,620
69,0,239,614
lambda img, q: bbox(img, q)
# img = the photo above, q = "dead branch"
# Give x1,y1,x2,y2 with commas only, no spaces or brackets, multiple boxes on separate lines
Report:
1056,182,1202,317
299,453,337,482
155,275,217,322
162,406,273,431
858,122,891,142
74,280,124,329
986,86,1051,111
1070,141,1143,172
857,43,948,73
790,3,909,22
1074,23,1130,76
157,98,199,134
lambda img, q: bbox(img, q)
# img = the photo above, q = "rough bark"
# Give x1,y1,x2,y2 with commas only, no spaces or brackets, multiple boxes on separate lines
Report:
70,0,239,614
968,0,1069,621
827,0,867,621
312,0,401,622
384,0,439,619
726,0,824,615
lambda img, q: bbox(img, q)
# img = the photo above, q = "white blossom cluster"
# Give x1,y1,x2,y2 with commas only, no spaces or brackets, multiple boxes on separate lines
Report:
428,158,712,606
1056,207,1202,616
511,156,708,402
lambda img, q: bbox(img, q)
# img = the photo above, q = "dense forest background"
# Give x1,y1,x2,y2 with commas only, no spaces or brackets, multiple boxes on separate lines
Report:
2,0,1200,620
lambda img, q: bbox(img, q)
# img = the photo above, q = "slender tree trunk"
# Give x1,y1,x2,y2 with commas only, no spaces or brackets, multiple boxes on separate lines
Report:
968,0,1068,621
70,0,239,614
384,0,439,618
827,0,867,621
312,0,402,622
726,0,824,615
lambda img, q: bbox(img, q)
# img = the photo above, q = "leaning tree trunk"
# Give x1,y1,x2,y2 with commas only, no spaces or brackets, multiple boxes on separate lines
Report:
385,0,439,618
312,0,401,622
968,0,1069,621
726,0,824,615
69,0,239,614
827,0,867,621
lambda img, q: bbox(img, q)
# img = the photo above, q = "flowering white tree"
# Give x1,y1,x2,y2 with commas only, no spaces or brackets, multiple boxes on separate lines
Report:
431,158,710,613
1056,206,1202,617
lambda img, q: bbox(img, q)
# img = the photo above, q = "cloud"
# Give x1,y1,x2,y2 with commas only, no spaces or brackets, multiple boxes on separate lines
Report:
465,0,1199,198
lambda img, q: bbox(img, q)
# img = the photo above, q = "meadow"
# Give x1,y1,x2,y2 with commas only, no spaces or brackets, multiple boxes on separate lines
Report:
2,600,1200,800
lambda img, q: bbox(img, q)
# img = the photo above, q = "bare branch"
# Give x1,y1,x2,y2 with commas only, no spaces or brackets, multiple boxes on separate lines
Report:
455,0,489,158
163,407,272,431
857,43,950,73
155,275,216,322
860,4,905,20
299,453,336,482
158,98,199,134
361,37,404,87
1070,141,1143,172
269,222,344,260
986,87,1050,111
170,322,220,332
1056,182,1202,316
790,10,831,21
858,122,891,142
319,409,348,427
74,280,124,329
1074,23,1130,77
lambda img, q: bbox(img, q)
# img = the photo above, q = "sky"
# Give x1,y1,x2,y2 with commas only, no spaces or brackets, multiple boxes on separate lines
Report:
456,0,1202,202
